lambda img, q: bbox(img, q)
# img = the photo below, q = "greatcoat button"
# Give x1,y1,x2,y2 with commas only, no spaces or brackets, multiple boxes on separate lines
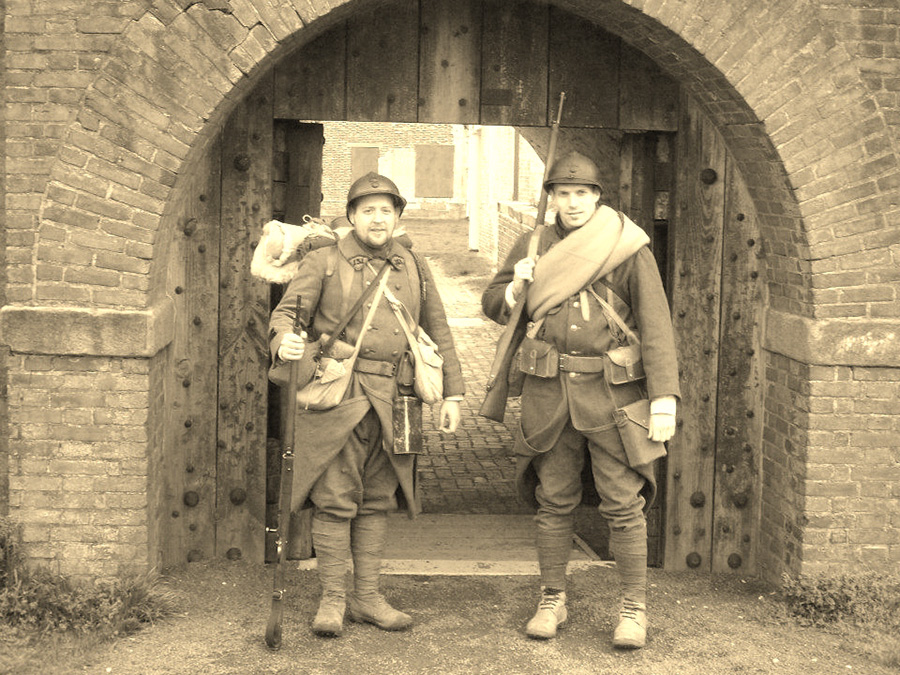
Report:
570,324,579,331
392,350,399,356
573,301,580,308
568,372,577,378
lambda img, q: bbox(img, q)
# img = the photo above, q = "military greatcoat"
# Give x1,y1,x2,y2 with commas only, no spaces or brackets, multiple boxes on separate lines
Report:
481,219,681,510
270,233,465,517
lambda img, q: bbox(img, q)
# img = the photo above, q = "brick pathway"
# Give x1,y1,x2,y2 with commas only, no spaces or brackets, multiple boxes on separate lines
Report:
416,256,530,515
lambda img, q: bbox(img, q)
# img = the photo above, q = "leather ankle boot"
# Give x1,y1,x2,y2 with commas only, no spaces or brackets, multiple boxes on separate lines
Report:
525,588,567,639
612,599,647,649
312,592,346,637
348,593,412,631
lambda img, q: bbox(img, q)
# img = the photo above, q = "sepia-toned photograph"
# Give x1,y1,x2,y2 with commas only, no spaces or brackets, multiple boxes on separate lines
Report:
0,1,897,673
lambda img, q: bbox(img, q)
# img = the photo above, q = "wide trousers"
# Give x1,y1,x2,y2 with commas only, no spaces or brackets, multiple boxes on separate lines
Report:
310,407,399,520
532,421,647,532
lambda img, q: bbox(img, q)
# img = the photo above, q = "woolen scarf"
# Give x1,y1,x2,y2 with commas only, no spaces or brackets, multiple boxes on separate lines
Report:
526,205,649,321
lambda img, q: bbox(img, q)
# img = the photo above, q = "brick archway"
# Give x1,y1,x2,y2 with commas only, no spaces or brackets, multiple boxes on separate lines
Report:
3,0,898,580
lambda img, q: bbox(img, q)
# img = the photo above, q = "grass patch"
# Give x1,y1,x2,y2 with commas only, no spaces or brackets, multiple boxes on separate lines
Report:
0,516,178,670
782,570,900,669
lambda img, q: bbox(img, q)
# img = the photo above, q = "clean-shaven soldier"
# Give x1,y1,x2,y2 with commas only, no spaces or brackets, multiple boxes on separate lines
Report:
481,151,680,649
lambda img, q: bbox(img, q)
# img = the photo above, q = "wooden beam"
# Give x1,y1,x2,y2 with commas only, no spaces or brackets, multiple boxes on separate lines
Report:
549,8,619,129
619,44,678,132
274,30,346,120
163,137,222,567
712,156,762,574
418,0,482,124
480,0,549,126
284,122,324,223
346,0,418,122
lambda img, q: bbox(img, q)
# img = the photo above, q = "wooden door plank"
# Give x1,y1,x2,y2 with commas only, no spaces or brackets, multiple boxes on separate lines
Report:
619,133,636,219
418,0,482,124
665,95,726,571
346,0,418,122
548,7,619,129
619,44,679,132
274,30,346,120
480,0,549,126
711,157,763,574
163,138,221,567
217,75,273,564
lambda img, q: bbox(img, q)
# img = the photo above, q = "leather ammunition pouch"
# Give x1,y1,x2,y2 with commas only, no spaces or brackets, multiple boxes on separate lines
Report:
516,336,559,378
604,343,645,385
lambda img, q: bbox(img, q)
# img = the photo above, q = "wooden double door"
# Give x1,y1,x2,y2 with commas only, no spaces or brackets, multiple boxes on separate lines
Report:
159,0,764,575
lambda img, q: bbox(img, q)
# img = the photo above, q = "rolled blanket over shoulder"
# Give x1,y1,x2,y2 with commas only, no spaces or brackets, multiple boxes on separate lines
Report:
526,205,649,322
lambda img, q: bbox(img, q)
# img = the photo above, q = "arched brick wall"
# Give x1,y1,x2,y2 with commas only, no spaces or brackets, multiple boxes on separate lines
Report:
2,0,898,579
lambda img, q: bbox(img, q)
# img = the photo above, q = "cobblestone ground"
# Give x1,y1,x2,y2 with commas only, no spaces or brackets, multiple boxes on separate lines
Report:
410,224,530,515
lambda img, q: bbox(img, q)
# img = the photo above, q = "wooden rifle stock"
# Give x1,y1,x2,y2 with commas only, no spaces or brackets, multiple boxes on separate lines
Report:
479,93,566,423
265,296,302,649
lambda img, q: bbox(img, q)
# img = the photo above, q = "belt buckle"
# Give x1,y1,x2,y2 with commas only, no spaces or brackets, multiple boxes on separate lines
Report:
558,353,570,371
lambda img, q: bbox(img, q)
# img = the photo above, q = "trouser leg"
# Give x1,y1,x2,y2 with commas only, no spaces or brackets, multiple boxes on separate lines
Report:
609,522,648,604
532,423,585,591
585,427,650,648
585,427,648,599
526,425,584,638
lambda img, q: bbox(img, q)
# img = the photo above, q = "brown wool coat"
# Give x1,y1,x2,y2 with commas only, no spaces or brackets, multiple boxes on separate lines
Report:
481,219,681,511
270,234,465,517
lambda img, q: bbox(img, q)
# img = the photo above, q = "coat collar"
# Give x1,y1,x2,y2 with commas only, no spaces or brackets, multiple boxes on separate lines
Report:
338,232,406,270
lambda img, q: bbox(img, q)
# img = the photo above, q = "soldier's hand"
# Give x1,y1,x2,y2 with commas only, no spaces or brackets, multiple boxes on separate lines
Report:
511,257,537,297
277,331,307,361
648,413,676,443
439,399,461,434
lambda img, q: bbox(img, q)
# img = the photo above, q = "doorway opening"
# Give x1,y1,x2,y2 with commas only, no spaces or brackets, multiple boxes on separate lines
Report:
262,120,675,566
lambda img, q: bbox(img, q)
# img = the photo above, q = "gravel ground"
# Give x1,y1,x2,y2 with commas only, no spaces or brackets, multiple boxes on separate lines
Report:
10,559,896,675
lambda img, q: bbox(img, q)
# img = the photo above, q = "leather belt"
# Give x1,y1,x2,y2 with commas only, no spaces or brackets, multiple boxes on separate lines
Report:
354,358,397,377
557,353,606,373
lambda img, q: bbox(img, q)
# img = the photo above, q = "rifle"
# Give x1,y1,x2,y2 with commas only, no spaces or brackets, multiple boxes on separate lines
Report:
479,92,566,422
265,295,302,649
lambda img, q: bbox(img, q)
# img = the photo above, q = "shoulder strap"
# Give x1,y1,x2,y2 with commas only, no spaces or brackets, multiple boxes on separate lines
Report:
319,260,391,356
586,285,639,345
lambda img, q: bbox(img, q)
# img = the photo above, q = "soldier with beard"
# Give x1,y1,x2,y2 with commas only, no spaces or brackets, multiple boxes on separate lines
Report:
271,172,464,637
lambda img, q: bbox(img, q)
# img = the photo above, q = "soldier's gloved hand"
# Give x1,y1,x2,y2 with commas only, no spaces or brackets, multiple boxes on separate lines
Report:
648,413,676,442
277,331,307,361
511,257,537,297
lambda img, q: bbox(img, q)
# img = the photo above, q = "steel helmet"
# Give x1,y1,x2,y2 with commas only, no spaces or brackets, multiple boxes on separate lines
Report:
346,172,407,218
543,151,604,194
